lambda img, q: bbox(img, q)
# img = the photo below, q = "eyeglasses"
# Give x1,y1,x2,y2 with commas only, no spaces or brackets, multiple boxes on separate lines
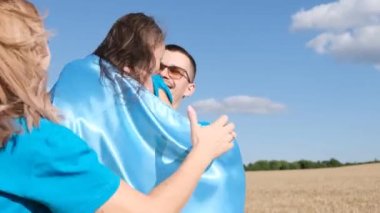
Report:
159,62,192,83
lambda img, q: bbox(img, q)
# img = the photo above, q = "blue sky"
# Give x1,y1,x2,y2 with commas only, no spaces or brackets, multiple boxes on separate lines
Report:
34,0,380,163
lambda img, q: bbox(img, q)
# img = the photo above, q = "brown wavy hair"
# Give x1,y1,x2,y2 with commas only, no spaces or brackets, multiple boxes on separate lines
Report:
0,0,59,146
94,12,164,84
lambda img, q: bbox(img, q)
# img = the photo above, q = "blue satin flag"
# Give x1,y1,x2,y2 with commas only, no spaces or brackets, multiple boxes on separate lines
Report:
51,55,245,213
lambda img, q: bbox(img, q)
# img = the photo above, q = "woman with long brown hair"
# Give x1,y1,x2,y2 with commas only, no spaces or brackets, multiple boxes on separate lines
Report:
0,1,235,212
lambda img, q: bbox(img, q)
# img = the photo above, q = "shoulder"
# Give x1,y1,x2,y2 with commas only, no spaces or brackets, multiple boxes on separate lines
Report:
32,119,77,138
3,118,92,171
51,55,104,104
19,119,89,154
58,55,99,79
63,54,99,70
10,120,119,213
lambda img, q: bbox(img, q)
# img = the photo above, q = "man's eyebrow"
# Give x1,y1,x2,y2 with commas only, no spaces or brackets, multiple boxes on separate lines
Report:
162,62,188,72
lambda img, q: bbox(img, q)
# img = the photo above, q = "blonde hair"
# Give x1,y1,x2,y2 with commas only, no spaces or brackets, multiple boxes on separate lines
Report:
0,0,59,146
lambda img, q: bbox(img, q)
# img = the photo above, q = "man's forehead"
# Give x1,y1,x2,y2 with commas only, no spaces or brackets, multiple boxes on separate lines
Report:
162,50,195,80
162,50,192,71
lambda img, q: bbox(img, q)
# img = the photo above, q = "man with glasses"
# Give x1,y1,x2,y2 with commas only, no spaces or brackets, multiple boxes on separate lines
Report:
153,44,196,109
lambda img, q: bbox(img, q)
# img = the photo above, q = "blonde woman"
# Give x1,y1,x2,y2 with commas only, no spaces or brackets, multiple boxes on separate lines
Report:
0,1,236,212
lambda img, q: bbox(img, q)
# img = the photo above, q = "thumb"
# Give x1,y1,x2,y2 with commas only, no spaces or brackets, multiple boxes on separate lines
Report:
187,105,198,130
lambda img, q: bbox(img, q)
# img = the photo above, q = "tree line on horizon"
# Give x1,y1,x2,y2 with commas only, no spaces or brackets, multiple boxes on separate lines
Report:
244,158,380,171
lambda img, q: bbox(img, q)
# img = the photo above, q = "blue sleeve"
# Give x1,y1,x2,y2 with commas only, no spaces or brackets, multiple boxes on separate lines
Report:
152,75,173,103
27,121,120,213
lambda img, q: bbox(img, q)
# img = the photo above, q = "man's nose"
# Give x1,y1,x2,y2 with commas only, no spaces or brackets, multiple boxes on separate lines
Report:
160,68,169,78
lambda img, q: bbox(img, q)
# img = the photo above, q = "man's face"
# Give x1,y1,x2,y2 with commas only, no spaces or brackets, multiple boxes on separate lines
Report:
159,50,195,108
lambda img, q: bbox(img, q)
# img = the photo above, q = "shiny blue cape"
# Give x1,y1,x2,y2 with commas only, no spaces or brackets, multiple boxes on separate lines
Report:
51,55,245,212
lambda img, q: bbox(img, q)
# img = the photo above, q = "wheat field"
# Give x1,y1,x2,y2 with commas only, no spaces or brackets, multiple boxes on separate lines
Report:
245,163,380,213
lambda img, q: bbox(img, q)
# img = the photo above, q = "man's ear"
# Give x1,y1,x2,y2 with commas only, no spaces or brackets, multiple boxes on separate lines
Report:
183,83,195,98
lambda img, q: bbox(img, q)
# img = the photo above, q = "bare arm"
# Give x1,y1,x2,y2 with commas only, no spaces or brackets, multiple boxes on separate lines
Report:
98,106,235,213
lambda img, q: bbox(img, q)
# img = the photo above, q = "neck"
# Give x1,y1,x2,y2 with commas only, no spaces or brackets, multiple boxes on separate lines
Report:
172,101,181,110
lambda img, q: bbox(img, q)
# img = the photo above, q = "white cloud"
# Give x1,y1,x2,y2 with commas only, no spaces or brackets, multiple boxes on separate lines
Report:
291,0,380,69
192,95,286,115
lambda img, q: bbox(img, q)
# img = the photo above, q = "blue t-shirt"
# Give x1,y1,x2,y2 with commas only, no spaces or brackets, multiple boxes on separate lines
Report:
152,74,173,104
0,118,120,213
